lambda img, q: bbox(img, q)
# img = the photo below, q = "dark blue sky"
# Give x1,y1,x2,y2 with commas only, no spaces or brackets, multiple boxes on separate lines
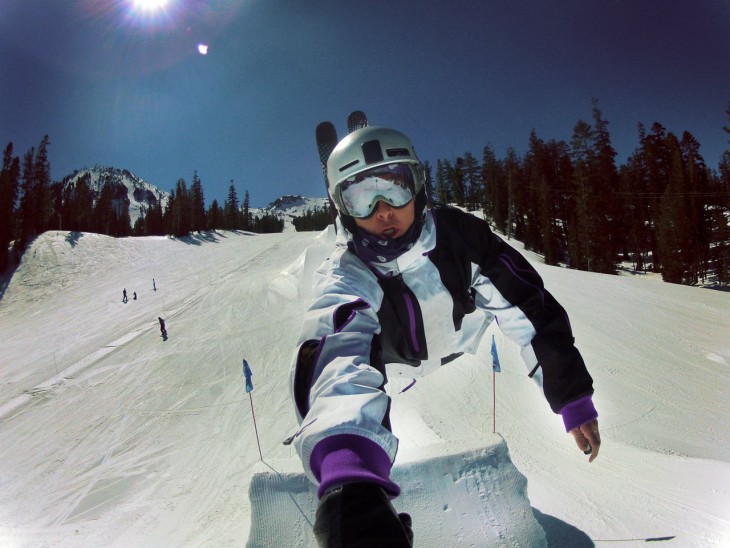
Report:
2,0,729,208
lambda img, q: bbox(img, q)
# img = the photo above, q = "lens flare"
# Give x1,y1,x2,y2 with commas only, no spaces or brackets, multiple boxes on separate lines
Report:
132,0,169,11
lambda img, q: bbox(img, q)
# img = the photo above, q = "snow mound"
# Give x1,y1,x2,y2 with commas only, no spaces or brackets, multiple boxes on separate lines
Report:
247,436,546,547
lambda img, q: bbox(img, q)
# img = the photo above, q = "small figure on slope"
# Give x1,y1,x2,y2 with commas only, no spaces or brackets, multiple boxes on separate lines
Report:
158,317,168,340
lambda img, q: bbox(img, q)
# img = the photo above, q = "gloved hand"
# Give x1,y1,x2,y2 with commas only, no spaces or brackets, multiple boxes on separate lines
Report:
313,482,413,548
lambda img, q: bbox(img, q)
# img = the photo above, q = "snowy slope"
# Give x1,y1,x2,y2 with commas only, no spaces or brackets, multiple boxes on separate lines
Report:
0,218,729,547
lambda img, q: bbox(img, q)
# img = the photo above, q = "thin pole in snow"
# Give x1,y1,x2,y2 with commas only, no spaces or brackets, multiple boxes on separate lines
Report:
492,370,496,434
249,392,264,461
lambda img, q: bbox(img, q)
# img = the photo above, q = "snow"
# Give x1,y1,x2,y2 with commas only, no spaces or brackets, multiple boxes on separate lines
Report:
1,213,729,547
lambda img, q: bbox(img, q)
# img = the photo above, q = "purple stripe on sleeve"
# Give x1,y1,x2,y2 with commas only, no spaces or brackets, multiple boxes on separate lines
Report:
560,395,598,432
311,434,400,499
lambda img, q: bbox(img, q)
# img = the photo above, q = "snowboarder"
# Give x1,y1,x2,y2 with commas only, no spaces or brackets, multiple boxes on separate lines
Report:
122,288,128,303
158,317,167,340
290,126,601,547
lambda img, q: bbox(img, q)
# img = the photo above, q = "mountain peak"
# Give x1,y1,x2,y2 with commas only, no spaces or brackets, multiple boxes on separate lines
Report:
63,166,170,224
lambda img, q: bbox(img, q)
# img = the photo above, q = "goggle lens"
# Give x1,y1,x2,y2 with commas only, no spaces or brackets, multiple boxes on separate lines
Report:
339,164,415,219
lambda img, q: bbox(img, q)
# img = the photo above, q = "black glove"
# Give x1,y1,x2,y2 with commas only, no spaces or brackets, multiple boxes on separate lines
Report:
313,482,413,547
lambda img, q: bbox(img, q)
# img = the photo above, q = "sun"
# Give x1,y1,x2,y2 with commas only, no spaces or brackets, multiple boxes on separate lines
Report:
131,0,169,12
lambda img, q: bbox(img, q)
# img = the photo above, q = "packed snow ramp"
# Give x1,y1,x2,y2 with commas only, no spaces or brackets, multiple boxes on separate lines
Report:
247,435,547,547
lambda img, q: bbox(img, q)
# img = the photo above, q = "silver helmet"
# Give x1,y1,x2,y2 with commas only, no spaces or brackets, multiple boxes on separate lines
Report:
327,126,425,216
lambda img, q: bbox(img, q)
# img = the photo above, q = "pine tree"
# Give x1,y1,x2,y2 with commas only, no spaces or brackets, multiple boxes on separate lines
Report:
242,190,251,231
208,199,222,230
657,134,693,283
449,158,465,207
94,178,116,235
32,135,52,234
224,181,240,230
191,171,207,232
145,200,164,235
163,188,176,235
503,148,520,240
568,120,594,270
526,135,571,266
641,122,672,271
0,143,20,270
618,150,650,271
586,101,619,274
74,175,95,232
435,160,449,204
18,147,36,246
461,152,481,210
171,178,191,237
114,199,131,237
522,130,547,255
481,145,506,231
679,131,711,282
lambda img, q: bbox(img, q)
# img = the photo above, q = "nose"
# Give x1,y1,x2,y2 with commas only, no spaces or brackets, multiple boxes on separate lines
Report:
373,200,394,217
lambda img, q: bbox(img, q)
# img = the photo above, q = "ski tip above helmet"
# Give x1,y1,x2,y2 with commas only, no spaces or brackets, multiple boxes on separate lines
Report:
326,126,424,214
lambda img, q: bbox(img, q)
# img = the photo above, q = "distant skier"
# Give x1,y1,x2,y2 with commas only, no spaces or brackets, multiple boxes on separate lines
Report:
133,291,137,300
122,288,128,303
153,278,157,292
290,126,601,547
158,317,167,340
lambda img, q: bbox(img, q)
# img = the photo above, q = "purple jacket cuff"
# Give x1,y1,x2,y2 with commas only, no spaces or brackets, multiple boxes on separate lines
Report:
310,434,400,499
560,395,598,432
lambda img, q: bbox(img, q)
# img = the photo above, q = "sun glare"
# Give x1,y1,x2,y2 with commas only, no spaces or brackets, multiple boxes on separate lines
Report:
132,0,169,12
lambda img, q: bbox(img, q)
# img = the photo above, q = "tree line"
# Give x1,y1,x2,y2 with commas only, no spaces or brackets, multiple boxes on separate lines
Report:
137,177,284,238
426,99,730,286
0,141,285,271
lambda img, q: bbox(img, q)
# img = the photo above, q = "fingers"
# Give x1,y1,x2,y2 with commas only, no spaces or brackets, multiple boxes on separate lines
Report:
570,426,590,453
570,420,601,462
582,420,601,462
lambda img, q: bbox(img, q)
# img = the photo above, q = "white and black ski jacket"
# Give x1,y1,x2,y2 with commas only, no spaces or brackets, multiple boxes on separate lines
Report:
290,205,594,487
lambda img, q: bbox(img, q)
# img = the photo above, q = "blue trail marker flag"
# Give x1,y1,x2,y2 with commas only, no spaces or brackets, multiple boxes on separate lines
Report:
491,335,501,373
243,359,254,392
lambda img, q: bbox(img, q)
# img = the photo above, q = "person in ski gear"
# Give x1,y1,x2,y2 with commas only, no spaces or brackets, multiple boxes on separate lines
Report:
290,126,601,547
122,288,128,303
158,317,167,340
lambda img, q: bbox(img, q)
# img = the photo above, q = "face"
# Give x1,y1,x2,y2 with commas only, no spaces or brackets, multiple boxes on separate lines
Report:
353,199,415,239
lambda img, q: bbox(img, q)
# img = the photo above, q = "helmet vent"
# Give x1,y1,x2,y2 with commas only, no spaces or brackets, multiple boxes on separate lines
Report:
362,140,384,164
339,159,360,172
386,148,410,158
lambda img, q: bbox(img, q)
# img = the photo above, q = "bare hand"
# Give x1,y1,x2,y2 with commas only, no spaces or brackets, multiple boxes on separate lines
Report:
570,419,601,462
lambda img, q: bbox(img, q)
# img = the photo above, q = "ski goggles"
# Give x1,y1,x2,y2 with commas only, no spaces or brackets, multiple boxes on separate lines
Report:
338,163,416,219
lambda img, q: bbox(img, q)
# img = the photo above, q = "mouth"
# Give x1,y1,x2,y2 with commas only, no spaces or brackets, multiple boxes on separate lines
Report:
381,226,399,239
